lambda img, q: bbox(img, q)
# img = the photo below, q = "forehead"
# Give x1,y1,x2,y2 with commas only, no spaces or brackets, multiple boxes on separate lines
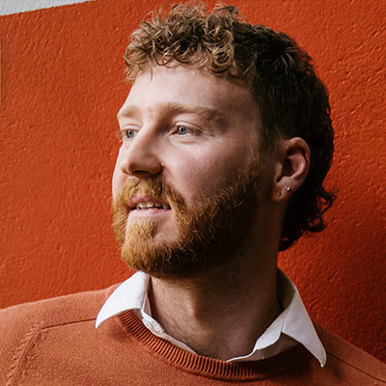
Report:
118,65,260,126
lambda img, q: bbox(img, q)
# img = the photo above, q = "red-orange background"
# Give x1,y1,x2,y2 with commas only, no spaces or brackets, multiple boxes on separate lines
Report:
1,0,385,361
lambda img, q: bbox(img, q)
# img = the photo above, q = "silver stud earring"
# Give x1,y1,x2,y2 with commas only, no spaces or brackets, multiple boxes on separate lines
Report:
285,186,291,192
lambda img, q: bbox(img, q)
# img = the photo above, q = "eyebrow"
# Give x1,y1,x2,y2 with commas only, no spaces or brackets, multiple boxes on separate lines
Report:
117,102,227,125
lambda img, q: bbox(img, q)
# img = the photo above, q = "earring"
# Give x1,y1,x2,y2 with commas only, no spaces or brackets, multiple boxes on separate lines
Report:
276,191,282,197
285,186,291,192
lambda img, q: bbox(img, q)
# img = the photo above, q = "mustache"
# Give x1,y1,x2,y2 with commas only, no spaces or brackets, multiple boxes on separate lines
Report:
113,178,186,211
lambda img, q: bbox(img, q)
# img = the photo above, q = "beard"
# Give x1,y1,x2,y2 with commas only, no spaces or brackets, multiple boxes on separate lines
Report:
112,161,263,278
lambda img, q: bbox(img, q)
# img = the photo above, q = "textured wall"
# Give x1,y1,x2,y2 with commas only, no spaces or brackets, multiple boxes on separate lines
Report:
0,0,385,361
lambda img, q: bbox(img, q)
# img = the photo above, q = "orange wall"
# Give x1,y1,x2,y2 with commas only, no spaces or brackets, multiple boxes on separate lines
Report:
1,0,385,361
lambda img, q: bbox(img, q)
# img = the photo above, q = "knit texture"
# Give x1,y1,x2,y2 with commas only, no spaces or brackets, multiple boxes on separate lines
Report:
1,285,385,385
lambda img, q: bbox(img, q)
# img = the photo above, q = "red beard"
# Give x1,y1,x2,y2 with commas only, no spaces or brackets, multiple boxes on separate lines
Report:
112,161,262,278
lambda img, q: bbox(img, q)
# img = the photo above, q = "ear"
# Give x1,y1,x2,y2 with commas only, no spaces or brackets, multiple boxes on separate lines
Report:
271,137,310,202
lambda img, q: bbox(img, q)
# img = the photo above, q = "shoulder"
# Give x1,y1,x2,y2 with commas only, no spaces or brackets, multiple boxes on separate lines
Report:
315,323,385,384
0,285,116,327
0,285,117,384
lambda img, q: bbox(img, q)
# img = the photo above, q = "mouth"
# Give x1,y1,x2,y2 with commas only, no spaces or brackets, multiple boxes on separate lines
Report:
134,202,171,210
128,195,172,212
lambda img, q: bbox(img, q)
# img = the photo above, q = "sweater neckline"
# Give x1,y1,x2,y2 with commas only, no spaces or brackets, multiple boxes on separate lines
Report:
118,310,312,381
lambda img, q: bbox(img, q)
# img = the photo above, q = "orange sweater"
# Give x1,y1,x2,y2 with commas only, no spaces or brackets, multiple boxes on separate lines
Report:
1,285,385,385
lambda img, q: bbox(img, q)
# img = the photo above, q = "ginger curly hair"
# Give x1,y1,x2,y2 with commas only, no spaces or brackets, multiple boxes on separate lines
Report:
124,3,336,251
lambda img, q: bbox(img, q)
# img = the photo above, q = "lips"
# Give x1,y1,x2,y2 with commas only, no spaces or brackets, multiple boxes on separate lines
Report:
136,202,170,209
128,195,171,211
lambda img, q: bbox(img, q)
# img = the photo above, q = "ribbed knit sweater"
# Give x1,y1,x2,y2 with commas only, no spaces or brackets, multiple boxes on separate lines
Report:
1,285,385,385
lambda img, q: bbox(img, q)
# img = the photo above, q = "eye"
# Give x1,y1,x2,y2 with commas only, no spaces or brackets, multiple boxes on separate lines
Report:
174,125,201,136
125,129,137,139
176,126,189,135
117,128,138,143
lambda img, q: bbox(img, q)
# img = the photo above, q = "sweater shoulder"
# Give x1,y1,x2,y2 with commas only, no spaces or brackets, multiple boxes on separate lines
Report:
315,323,386,382
0,285,117,384
0,285,116,326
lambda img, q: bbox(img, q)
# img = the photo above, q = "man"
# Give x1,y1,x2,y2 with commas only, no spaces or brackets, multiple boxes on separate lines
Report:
1,3,384,385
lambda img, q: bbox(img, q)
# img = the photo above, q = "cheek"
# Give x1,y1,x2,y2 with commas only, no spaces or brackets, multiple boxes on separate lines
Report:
172,155,243,202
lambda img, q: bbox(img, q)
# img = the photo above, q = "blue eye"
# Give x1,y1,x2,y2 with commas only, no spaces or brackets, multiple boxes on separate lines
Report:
125,129,137,139
176,126,188,135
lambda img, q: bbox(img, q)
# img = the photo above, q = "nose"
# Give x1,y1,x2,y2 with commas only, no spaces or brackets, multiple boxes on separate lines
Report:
119,128,163,178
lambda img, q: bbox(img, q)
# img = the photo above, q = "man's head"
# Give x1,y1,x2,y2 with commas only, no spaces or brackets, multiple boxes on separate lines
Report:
112,3,335,276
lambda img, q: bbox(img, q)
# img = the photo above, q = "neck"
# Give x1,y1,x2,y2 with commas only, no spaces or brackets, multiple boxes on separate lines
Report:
148,231,281,360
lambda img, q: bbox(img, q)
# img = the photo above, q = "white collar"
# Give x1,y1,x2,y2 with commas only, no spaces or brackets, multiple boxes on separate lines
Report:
96,270,326,366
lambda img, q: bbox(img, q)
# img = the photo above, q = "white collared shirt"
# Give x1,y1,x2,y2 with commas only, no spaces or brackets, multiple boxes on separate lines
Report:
96,270,326,366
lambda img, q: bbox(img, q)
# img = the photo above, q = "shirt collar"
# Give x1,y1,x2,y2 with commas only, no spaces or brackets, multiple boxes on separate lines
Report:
96,270,326,366
254,270,326,365
96,271,149,327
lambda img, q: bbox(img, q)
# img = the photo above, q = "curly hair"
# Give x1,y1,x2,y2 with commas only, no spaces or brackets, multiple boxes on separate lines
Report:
124,3,336,251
